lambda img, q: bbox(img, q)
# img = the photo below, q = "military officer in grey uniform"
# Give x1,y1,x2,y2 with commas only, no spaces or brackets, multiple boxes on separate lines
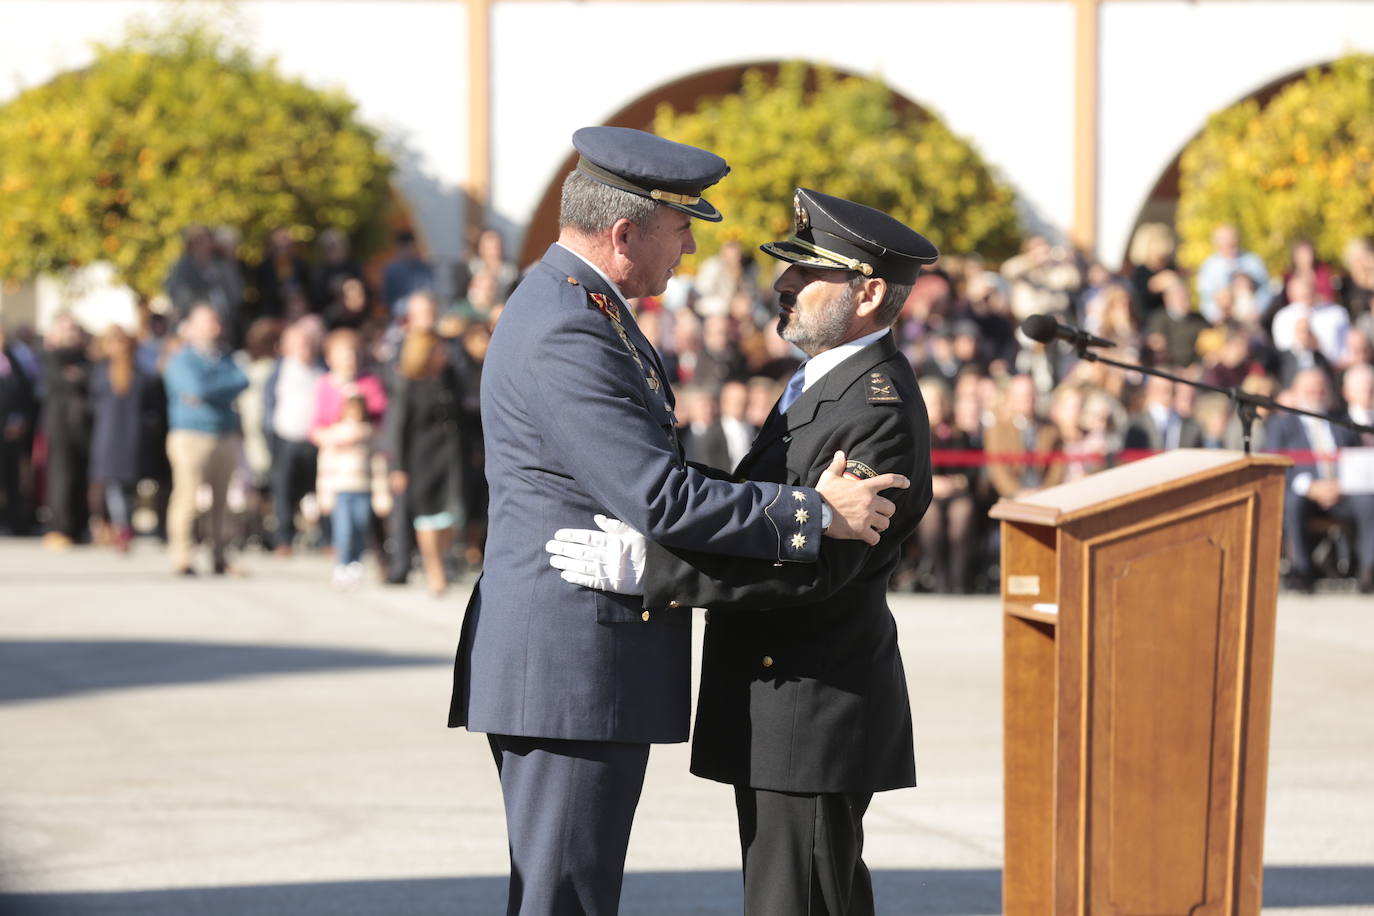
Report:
548,188,937,916
447,132,909,916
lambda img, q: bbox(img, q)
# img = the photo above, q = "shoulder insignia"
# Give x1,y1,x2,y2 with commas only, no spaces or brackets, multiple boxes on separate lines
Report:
588,291,620,322
867,372,901,404
566,276,579,285
844,459,879,480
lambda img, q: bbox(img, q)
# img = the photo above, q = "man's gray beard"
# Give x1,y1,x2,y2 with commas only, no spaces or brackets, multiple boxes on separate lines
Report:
778,283,857,356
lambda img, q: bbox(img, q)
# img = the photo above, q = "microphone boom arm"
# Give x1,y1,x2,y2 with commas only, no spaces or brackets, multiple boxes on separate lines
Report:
1069,346,1374,456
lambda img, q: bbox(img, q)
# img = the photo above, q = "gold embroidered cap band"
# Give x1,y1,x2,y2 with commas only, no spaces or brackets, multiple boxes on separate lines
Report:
649,189,701,206
782,236,875,277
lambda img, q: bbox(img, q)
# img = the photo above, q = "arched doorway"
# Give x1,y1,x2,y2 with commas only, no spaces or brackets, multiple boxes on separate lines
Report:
516,62,929,267
1120,63,1331,267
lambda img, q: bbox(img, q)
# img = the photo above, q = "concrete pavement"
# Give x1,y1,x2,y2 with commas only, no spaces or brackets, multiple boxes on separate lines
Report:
0,539,1370,914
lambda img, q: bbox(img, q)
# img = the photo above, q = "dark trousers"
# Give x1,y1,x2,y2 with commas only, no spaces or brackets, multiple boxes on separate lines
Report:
488,734,650,916
1283,489,1374,579
269,438,316,548
45,433,89,540
735,787,875,916
0,437,29,534
385,491,415,579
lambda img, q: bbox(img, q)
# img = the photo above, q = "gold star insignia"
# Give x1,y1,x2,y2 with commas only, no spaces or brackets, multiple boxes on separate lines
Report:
790,532,807,550
791,490,807,502
794,508,809,524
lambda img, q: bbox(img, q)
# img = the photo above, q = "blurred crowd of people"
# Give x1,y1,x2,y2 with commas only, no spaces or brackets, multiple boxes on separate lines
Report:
2,220,1372,594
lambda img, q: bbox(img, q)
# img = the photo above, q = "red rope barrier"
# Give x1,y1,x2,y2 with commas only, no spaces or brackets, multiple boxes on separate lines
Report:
930,448,1344,467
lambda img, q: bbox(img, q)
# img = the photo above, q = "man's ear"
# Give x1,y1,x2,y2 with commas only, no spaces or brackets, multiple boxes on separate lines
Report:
854,277,887,319
609,218,637,259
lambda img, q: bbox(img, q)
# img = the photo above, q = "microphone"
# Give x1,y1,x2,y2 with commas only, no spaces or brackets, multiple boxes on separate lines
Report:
1019,313,1116,350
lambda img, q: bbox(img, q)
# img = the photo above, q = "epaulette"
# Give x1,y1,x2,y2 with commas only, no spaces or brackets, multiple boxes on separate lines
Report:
866,371,901,404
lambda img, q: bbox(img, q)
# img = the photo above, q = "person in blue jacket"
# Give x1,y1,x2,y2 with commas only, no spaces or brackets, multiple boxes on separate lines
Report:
163,305,248,576
447,128,905,916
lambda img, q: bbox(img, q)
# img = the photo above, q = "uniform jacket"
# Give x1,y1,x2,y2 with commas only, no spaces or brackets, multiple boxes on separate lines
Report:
640,332,933,794
448,244,826,745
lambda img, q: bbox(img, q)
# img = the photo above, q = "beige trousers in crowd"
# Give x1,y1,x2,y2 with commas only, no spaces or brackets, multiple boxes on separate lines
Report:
166,430,240,571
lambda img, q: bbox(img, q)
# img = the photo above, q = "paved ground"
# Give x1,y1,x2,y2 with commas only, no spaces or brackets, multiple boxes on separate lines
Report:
0,539,1370,915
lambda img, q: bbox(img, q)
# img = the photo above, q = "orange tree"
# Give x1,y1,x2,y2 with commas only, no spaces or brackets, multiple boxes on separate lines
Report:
1176,54,1374,270
653,62,1021,269
0,20,392,297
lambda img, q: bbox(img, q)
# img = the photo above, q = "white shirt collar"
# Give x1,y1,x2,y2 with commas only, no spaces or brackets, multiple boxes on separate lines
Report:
799,328,890,393
556,242,631,312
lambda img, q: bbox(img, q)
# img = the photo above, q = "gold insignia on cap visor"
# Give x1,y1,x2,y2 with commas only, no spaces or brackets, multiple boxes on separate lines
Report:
794,194,811,232
785,237,875,276
649,189,701,205
576,157,702,207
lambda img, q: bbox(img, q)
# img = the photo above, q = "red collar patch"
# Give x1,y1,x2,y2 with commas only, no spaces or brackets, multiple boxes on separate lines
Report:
588,292,621,323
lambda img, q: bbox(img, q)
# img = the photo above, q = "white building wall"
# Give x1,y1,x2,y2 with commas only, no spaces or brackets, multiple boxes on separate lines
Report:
0,0,467,287
3,1,1373,274
491,1,1076,250
1098,0,1374,266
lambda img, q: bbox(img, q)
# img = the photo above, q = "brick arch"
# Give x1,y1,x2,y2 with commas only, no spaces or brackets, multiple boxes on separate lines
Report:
1122,62,1333,269
516,62,929,268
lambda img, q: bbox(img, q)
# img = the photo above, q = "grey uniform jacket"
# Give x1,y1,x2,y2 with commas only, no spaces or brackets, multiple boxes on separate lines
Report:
448,244,826,744
641,333,932,793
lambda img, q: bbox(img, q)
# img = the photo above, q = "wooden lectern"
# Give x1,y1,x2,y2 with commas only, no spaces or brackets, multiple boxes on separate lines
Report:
989,449,1290,916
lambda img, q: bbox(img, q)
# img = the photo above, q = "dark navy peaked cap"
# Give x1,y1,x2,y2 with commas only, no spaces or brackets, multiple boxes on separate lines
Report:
762,188,940,284
572,126,731,222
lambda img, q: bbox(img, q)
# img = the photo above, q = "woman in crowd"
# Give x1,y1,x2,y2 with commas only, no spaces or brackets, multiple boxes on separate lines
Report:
1127,222,1178,319
1049,383,1107,482
912,377,978,594
89,326,161,552
387,329,464,596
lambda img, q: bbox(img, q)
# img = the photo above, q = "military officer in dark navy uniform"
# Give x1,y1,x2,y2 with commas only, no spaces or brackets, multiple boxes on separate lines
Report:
548,188,938,916
447,132,910,916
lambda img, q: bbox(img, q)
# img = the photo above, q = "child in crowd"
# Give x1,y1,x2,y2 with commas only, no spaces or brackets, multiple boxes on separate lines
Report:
315,394,375,588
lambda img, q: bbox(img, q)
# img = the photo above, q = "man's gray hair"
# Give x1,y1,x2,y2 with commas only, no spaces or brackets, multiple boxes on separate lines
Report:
559,170,660,234
874,280,914,327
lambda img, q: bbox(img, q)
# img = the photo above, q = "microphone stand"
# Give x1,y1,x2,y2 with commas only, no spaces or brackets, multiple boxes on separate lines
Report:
1066,339,1374,455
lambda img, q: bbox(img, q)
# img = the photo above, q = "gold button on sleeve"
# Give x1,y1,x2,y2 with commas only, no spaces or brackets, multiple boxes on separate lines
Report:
762,655,774,668
668,600,680,609
641,610,651,622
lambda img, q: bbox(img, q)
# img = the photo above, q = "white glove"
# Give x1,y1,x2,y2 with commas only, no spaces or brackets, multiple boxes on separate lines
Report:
545,514,647,596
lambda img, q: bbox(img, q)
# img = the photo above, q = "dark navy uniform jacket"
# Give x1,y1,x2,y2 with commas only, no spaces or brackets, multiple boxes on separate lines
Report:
449,244,826,745
640,332,932,793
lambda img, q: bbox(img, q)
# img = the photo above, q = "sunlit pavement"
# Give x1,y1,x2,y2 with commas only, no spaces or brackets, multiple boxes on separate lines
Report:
0,538,1370,915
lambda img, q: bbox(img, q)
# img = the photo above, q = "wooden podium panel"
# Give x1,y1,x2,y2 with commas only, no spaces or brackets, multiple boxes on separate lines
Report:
991,450,1289,916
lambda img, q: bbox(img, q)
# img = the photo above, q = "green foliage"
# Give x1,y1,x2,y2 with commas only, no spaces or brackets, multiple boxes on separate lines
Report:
0,18,392,297
653,63,1021,270
1176,54,1374,271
